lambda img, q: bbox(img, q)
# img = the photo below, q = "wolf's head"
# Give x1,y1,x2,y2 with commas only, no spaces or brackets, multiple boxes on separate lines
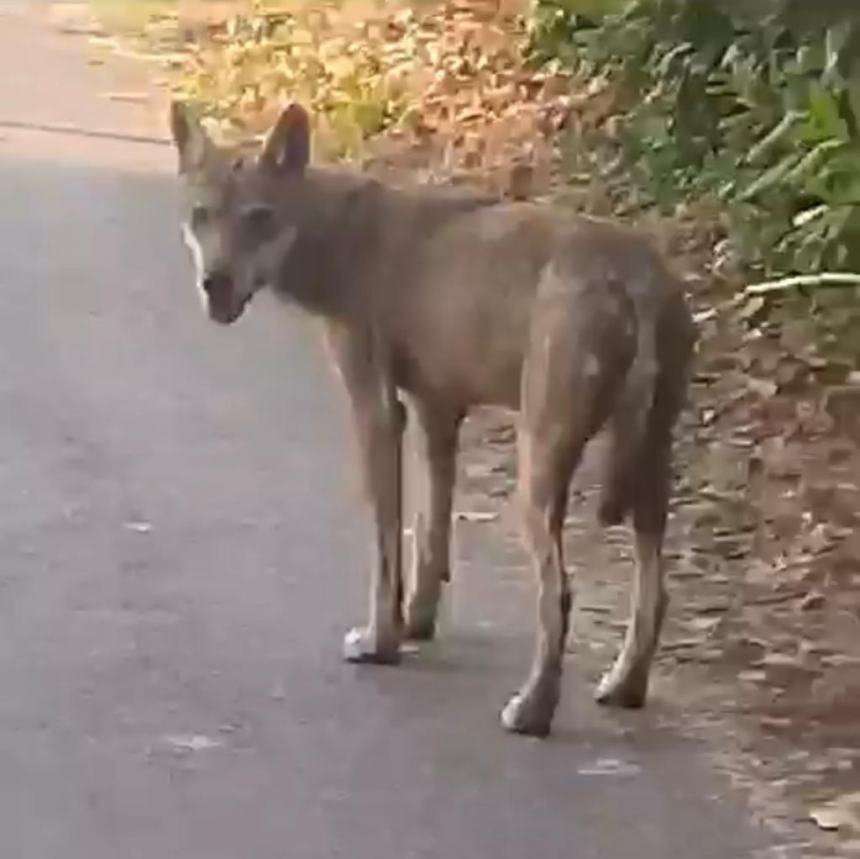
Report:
169,102,310,325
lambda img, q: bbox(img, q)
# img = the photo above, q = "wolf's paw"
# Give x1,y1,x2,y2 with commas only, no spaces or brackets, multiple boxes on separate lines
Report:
342,626,401,665
594,662,648,709
500,684,558,738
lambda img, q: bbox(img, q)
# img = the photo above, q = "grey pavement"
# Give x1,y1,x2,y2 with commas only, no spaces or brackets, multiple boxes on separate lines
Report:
0,4,779,857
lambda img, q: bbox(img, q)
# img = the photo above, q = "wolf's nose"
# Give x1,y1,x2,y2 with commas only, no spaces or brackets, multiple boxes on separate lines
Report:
202,271,232,296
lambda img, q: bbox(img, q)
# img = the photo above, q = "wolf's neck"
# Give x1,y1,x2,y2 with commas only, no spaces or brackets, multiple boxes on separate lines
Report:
272,167,383,321
272,167,498,322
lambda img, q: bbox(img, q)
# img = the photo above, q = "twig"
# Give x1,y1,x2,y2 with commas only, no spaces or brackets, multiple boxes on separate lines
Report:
744,272,860,296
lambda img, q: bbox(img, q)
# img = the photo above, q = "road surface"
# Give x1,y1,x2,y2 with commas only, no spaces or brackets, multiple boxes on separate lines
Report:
0,3,779,857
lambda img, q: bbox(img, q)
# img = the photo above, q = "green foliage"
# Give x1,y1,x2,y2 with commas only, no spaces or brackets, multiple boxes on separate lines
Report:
530,0,860,275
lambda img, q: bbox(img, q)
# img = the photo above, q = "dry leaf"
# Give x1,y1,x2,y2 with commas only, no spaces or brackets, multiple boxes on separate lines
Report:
811,793,860,833
456,510,499,523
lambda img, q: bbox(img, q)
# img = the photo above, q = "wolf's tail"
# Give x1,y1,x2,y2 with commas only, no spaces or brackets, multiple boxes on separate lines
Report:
597,313,659,527
597,284,695,528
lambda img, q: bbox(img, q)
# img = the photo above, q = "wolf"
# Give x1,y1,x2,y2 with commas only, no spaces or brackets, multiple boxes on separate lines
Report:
169,101,697,737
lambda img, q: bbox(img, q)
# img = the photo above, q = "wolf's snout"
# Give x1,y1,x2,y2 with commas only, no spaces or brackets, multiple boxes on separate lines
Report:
201,271,233,298
200,269,247,324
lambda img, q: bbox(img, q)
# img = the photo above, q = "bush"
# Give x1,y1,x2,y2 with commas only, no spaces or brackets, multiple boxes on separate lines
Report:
530,0,860,276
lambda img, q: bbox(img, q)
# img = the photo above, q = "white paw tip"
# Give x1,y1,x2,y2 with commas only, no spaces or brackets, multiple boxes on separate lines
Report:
342,628,367,661
500,695,522,730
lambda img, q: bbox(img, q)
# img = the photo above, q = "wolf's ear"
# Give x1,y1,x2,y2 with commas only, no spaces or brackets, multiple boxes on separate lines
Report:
260,103,310,174
169,100,210,174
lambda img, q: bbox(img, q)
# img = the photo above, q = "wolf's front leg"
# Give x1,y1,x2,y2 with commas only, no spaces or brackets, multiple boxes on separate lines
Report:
330,327,405,665
342,398,405,663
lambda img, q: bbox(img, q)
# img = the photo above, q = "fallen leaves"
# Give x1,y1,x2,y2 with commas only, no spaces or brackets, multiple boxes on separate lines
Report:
122,0,576,194
811,794,860,834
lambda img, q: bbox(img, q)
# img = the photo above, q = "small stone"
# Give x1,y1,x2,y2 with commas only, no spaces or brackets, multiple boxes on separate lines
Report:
798,592,825,612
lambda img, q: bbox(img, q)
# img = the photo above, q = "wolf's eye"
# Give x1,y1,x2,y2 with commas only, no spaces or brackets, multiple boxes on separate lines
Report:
241,205,276,239
190,205,210,229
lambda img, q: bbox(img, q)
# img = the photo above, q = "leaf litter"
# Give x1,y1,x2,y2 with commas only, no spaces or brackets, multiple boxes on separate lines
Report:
96,0,580,197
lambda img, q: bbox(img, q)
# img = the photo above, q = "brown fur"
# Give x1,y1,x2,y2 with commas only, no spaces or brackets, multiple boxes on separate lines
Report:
170,102,697,736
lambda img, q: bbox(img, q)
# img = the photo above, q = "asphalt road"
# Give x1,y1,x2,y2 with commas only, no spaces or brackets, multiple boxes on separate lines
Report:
0,4,778,858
